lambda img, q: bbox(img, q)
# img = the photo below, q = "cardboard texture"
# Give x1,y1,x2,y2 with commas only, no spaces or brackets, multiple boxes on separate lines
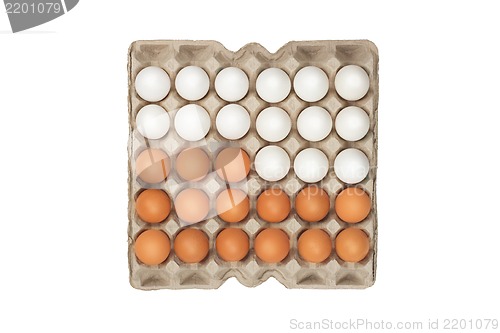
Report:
128,40,379,289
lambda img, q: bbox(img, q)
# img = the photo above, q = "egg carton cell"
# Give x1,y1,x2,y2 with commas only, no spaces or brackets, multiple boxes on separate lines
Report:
128,40,378,289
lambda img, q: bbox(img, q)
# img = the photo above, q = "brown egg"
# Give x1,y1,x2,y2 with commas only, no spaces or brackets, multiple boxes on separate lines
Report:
174,228,209,263
174,189,209,224
335,228,370,263
335,187,371,223
256,188,291,223
216,189,249,223
298,229,332,263
216,228,249,261
135,189,171,223
254,228,290,263
135,148,170,183
215,148,250,183
134,229,171,265
295,186,330,222
176,147,210,181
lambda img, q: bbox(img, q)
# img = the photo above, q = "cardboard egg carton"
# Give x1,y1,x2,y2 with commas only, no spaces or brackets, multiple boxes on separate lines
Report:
128,40,379,289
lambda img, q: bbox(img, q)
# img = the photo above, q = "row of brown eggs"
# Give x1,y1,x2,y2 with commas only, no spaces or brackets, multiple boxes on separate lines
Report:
136,186,371,226
134,227,370,266
135,147,249,184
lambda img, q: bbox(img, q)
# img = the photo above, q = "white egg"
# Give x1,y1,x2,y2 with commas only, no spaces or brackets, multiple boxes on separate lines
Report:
175,66,210,101
297,106,333,142
216,104,251,140
293,66,329,102
135,104,170,140
335,106,370,141
134,66,171,102
215,67,249,102
174,104,211,141
294,148,329,183
333,148,370,184
256,107,291,142
334,65,370,101
255,146,290,181
256,68,291,103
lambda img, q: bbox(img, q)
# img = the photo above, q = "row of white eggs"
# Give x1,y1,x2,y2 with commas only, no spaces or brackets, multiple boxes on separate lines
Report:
136,103,369,142
134,64,370,104
255,146,369,184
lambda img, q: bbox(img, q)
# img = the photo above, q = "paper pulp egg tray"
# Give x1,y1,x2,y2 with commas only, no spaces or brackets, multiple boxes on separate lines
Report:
127,40,379,289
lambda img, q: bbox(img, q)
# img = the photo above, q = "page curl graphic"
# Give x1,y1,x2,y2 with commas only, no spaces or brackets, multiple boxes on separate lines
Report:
4,0,78,32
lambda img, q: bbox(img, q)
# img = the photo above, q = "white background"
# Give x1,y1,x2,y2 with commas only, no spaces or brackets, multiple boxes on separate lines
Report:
1,1,499,332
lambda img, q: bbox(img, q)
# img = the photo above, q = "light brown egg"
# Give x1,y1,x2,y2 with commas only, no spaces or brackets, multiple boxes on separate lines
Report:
135,189,171,223
215,147,251,183
254,228,290,263
215,228,249,261
298,229,332,263
256,188,291,223
135,148,170,183
174,228,209,263
295,186,330,222
134,229,171,265
216,189,249,223
335,228,370,263
335,187,371,223
176,147,210,181
174,189,209,224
